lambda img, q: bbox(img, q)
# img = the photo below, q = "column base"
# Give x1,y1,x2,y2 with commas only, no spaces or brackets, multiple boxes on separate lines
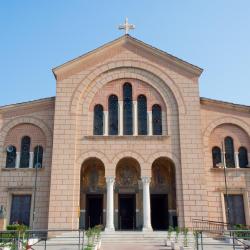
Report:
142,226,153,232
105,227,115,232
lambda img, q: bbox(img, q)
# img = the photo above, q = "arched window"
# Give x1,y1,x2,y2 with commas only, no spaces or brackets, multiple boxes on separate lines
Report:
239,147,248,168
212,146,221,167
137,95,147,135
123,83,133,135
93,104,104,135
224,136,235,168
33,145,43,168
20,136,31,168
108,95,118,135
6,145,16,168
152,104,162,135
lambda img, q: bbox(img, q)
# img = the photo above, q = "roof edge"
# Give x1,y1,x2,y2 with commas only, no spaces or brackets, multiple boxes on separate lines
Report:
200,97,250,113
0,96,55,113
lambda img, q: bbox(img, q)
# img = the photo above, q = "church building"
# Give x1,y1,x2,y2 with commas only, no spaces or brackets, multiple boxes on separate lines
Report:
0,34,249,231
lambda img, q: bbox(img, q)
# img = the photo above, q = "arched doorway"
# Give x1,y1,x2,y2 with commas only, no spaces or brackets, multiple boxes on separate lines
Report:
151,157,176,230
80,158,105,229
115,157,141,230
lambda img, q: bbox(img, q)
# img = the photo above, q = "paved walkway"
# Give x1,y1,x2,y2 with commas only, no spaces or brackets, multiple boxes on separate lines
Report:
101,243,170,250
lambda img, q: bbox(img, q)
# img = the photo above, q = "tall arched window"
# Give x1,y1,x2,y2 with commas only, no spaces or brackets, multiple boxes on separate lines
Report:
239,147,248,168
33,145,43,168
108,95,118,135
93,104,104,135
212,146,221,167
137,95,147,135
20,136,31,168
152,104,162,135
224,136,235,168
123,83,133,135
6,145,16,168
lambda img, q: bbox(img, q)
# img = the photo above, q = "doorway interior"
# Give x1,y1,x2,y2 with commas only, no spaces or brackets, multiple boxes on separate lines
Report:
85,194,103,229
151,194,168,230
118,194,136,230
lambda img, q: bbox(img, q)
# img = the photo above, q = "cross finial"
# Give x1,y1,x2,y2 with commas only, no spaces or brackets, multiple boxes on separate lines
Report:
118,17,135,35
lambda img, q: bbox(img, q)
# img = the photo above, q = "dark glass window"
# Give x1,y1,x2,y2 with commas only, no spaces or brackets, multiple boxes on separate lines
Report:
20,136,31,168
224,136,235,168
93,104,104,135
152,104,162,135
10,195,31,226
137,95,147,135
239,147,248,168
33,145,43,168
123,83,133,135
212,146,221,167
6,145,16,168
108,95,118,135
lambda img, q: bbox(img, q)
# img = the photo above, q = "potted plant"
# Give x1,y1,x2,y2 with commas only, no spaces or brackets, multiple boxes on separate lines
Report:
182,227,189,248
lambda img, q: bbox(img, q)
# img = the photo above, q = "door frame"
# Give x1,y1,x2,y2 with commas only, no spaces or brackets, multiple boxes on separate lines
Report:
221,190,250,225
118,193,136,230
85,194,103,228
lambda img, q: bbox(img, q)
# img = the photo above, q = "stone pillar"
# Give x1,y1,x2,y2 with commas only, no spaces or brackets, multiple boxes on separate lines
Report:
104,111,108,136
147,111,153,136
16,152,20,168
118,101,123,136
105,176,115,231
222,151,226,168
235,152,239,168
29,152,34,168
142,176,152,231
133,101,138,135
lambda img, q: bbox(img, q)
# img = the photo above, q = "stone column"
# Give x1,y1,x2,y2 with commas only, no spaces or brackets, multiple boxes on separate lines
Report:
235,152,239,168
29,152,34,168
105,176,115,231
147,111,153,136
118,101,123,136
15,152,20,168
133,101,138,135
222,151,226,168
104,111,109,136
142,176,152,231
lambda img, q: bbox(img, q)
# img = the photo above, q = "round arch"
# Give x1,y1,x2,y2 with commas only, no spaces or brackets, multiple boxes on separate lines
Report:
203,116,250,149
70,60,186,115
0,116,52,148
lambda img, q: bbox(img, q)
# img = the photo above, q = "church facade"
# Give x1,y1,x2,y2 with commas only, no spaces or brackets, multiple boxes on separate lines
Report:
0,35,250,231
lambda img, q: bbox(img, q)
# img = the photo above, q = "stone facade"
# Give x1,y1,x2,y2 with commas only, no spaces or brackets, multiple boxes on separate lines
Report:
0,35,249,230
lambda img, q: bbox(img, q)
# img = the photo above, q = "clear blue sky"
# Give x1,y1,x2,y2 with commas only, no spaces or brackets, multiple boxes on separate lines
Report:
0,0,250,106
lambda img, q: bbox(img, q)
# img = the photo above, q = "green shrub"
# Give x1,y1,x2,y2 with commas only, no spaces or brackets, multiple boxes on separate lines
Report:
167,226,174,241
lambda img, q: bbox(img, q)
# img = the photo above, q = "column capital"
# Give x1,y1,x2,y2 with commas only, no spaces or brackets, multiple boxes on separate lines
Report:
141,176,151,184
106,176,115,184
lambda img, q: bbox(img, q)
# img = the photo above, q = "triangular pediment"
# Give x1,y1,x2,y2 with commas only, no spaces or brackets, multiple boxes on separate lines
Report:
52,35,203,80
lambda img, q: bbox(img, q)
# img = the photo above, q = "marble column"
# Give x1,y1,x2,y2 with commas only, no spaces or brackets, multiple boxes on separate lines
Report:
29,152,34,168
147,111,153,136
133,101,138,135
104,111,109,136
118,101,123,136
15,152,20,168
105,176,115,231
142,176,152,231
235,152,239,168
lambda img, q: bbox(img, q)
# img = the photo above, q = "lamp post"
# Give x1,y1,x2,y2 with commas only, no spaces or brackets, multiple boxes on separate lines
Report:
222,141,231,228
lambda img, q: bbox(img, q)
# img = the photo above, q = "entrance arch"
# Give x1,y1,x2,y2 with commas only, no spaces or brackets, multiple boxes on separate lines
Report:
115,157,141,230
151,157,177,230
80,157,105,229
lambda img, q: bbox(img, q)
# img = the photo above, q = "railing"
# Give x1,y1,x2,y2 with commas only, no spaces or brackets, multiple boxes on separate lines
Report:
195,230,250,250
192,218,232,233
0,229,84,250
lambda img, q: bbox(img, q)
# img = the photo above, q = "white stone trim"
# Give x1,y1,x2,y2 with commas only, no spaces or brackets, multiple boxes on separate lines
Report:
133,101,138,135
